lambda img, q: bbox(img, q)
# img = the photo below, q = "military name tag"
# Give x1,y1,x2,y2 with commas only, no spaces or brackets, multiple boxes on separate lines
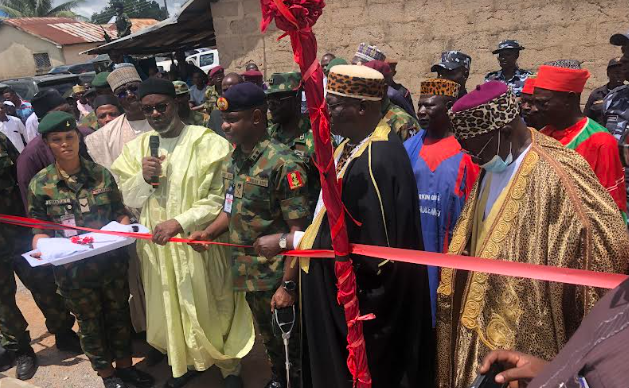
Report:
60,214,78,238
222,171,234,180
92,188,112,195
234,181,244,198
45,198,72,206
224,184,234,214
78,197,90,213
245,176,268,187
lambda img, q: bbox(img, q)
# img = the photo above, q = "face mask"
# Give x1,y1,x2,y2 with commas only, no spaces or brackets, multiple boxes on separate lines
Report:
480,131,513,173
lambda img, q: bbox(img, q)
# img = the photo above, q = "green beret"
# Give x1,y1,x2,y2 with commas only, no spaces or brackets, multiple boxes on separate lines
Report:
91,71,111,89
266,72,301,94
38,111,77,135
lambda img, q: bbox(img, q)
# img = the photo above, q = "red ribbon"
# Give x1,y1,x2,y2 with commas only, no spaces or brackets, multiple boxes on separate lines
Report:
3,214,626,290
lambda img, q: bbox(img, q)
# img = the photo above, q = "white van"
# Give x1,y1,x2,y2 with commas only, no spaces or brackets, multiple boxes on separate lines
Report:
186,49,220,74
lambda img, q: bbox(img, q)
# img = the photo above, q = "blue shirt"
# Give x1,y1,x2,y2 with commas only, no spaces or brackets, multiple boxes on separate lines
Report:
484,68,532,96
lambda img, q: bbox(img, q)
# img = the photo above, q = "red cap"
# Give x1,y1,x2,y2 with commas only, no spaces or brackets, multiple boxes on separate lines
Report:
521,77,536,95
362,60,391,78
241,70,263,79
209,66,225,78
535,65,590,93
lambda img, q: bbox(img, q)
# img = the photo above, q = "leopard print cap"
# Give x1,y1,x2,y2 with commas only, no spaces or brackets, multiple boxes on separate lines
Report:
327,65,385,101
449,86,520,140
420,78,461,98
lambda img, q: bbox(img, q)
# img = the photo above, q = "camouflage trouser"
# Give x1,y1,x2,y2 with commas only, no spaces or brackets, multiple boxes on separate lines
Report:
59,278,133,371
0,229,74,352
246,290,300,386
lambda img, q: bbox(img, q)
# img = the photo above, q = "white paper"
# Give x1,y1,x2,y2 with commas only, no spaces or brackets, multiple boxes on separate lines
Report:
23,223,149,267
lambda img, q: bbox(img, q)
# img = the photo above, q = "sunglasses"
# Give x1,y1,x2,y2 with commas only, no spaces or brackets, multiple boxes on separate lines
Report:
116,85,139,99
267,94,297,106
141,102,170,115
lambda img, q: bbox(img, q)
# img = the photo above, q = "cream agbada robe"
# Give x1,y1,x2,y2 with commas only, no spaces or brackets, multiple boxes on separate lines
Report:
111,125,254,378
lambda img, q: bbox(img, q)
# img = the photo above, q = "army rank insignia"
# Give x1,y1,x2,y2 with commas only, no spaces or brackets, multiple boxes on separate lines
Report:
286,171,304,190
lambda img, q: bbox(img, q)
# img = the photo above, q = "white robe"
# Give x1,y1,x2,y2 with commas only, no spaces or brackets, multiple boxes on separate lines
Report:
111,125,254,378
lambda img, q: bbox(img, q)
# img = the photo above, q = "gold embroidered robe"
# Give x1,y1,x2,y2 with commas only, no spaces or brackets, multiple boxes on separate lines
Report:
436,130,629,387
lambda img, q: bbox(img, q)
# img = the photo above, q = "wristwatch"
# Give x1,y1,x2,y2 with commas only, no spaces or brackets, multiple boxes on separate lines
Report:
279,233,288,250
283,280,297,292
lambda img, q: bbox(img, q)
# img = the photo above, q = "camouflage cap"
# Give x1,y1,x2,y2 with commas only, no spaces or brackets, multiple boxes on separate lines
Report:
91,71,111,89
172,81,190,95
266,72,302,94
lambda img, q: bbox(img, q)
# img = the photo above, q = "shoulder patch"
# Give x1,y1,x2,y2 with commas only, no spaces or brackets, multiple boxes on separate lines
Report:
286,170,304,190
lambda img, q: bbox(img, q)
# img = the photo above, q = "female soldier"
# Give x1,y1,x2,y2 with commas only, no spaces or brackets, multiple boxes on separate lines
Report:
27,111,154,388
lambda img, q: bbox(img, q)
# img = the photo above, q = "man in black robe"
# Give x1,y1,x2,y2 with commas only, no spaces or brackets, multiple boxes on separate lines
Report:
293,65,434,388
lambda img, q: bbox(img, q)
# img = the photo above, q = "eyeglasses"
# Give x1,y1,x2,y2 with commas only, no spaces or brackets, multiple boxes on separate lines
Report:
267,94,297,106
141,102,170,115
466,133,496,159
326,99,362,111
116,85,139,99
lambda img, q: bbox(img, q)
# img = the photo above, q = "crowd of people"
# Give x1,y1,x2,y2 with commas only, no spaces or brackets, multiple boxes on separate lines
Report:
1,26,629,388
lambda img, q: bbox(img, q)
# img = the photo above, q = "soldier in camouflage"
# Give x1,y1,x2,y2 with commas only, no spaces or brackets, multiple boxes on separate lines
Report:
173,81,208,126
383,95,421,142
203,66,225,115
190,83,310,388
267,72,320,213
0,130,82,381
27,112,154,388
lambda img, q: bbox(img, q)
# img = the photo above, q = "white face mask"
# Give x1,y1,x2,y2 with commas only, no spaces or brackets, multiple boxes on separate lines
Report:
480,131,513,173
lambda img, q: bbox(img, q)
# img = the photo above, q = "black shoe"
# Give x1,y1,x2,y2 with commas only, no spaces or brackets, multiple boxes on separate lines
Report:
223,374,243,388
103,376,128,388
55,331,83,354
116,366,155,388
163,370,201,388
146,346,165,367
0,347,15,372
15,349,38,381
264,376,285,388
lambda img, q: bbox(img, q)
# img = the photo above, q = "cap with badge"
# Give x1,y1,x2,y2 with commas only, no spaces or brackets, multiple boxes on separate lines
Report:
266,72,301,94
326,64,385,101
611,30,629,46
172,81,190,96
38,111,77,135
431,51,472,72
218,82,266,112
492,40,525,54
352,43,386,64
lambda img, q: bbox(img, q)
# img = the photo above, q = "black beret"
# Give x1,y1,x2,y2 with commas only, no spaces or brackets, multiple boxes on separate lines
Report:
138,77,176,99
93,95,122,111
218,82,266,112
38,111,77,135
32,89,66,118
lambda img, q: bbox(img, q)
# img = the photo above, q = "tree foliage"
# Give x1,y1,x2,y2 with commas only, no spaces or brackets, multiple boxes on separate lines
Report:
0,0,84,18
90,0,168,25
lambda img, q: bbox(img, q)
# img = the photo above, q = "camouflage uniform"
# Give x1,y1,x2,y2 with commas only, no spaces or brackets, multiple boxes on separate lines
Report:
0,134,75,353
79,111,98,130
222,136,310,384
27,158,132,371
182,110,207,127
383,99,420,142
203,85,220,115
267,72,320,213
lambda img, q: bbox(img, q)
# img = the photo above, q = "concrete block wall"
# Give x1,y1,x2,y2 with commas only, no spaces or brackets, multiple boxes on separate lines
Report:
211,0,629,100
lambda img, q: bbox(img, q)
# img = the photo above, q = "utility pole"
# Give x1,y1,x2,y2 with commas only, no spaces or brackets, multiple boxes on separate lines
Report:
163,0,168,17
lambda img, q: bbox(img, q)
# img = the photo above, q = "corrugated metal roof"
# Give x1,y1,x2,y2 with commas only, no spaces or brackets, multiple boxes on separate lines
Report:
102,18,160,39
2,17,158,46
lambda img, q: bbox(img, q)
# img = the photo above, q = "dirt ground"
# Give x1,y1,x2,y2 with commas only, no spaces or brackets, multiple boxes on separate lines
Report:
0,279,272,388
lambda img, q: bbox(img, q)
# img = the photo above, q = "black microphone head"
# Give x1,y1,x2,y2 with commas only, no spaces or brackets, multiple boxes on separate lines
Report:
149,135,160,148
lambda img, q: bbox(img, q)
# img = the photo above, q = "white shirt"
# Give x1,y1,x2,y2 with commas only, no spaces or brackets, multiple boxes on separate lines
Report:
189,85,208,106
479,144,532,219
0,115,26,153
24,112,39,144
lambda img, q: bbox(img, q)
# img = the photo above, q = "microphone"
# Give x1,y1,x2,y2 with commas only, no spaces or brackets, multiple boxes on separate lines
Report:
149,136,160,188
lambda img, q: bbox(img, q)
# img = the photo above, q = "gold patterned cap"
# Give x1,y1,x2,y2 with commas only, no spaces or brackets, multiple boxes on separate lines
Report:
450,81,520,140
72,84,86,94
326,65,385,101
420,78,460,98
107,65,141,92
